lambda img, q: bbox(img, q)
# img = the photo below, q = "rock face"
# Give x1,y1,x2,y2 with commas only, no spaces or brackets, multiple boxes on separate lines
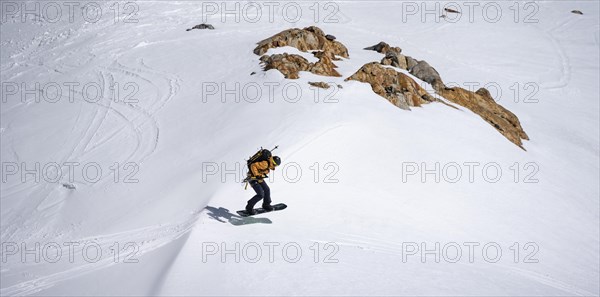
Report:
252,31,530,149
365,42,412,71
364,42,400,54
309,82,330,89
259,52,341,79
437,86,529,148
310,51,342,77
186,23,214,31
346,62,437,110
410,60,444,90
255,26,345,78
362,41,529,149
259,54,311,79
381,51,408,69
254,26,349,58
405,56,419,70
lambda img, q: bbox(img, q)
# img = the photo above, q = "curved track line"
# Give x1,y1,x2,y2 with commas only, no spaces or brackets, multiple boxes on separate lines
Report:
0,214,201,296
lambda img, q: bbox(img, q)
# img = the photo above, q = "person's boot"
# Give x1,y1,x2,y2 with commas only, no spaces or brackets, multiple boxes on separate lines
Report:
245,203,256,215
262,204,274,212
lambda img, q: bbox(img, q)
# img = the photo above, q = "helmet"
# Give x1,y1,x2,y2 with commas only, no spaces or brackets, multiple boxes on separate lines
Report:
272,156,281,166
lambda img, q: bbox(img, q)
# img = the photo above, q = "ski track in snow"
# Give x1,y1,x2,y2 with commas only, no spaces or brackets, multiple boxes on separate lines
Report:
1,56,181,225
328,232,405,256
101,59,182,163
0,0,182,262
504,265,595,296
534,18,574,90
328,233,596,296
0,214,200,297
1,5,189,291
1,1,598,295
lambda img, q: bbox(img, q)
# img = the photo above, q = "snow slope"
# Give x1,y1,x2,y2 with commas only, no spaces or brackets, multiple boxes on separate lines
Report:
1,1,598,295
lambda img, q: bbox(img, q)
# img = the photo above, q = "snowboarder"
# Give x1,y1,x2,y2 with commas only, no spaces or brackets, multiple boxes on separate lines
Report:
245,155,281,215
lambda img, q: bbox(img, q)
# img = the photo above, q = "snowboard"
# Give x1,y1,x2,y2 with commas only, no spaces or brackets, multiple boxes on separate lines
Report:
236,203,287,217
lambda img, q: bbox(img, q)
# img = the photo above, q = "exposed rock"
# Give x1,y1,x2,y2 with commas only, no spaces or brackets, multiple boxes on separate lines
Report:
310,51,342,77
259,53,341,79
365,43,442,86
366,41,409,70
255,31,529,149
337,84,343,89
254,27,347,78
186,23,214,31
309,82,330,89
381,51,408,69
360,40,529,148
253,26,349,58
259,54,311,79
437,86,529,149
405,56,419,70
345,62,437,110
364,42,388,53
250,71,256,75
410,60,445,90
571,10,583,15
444,7,460,14
364,42,401,54
62,183,76,190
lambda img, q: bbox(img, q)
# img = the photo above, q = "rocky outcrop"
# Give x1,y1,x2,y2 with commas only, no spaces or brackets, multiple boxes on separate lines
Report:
444,8,460,14
254,26,348,58
363,41,529,149
186,23,214,31
259,52,341,79
364,42,400,55
309,82,331,89
381,51,408,69
406,56,419,70
365,42,443,86
437,86,529,148
259,54,310,79
310,51,341,77
364,42,416,74
410,60,444,90
255,27,345,79
252,30,530,149
345,62,437,110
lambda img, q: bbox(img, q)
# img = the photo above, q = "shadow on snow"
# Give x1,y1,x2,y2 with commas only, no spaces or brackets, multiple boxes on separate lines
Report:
204,206,272,226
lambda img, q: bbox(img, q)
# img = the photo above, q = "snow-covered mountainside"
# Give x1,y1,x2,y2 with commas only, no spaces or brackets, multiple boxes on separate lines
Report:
1,1,598,295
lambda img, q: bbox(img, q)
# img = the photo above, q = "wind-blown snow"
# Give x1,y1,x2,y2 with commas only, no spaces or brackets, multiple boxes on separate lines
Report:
1,1,598,296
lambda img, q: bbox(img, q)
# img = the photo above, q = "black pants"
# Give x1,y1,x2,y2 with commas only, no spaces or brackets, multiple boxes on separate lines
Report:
247,180,271,208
